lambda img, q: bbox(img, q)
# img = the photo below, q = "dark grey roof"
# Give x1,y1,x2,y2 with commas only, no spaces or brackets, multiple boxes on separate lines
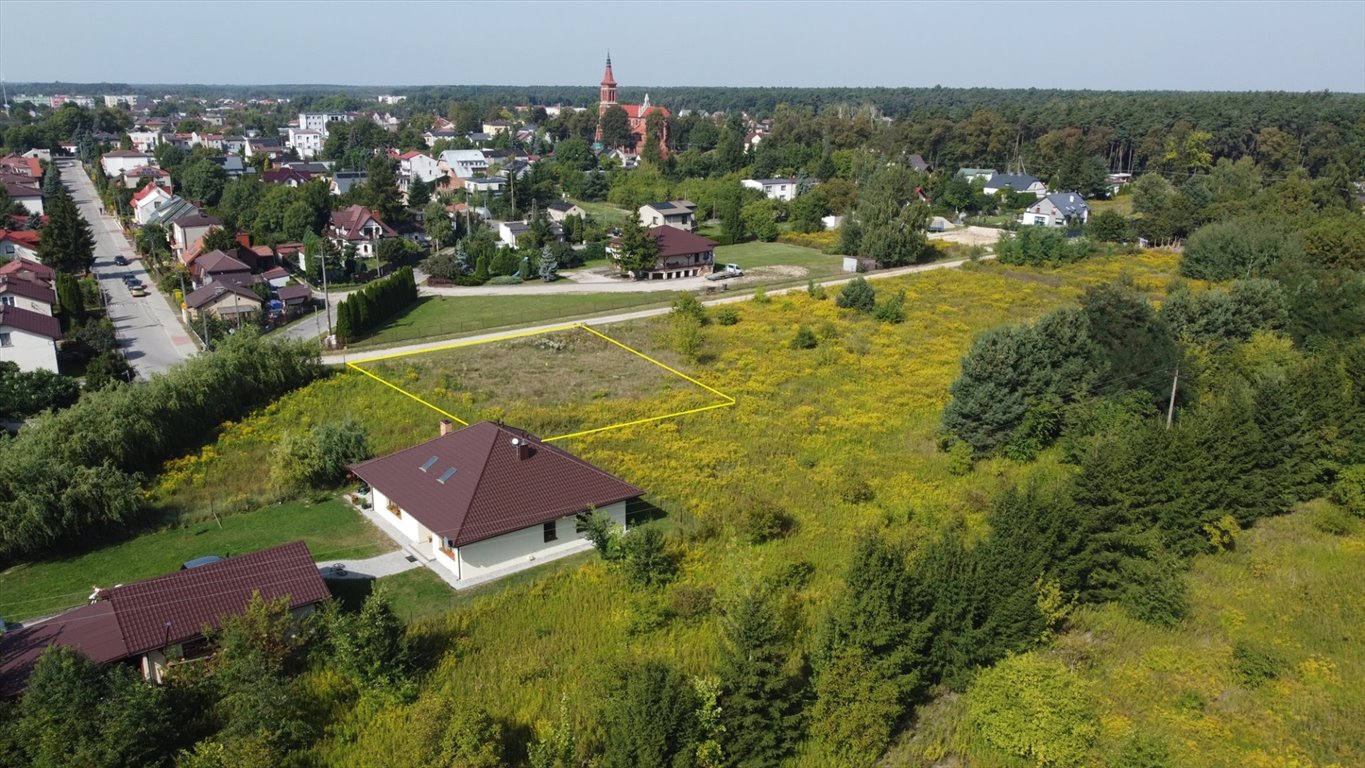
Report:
1040,192,1090,217
646,201,677,211
986,173,1041,191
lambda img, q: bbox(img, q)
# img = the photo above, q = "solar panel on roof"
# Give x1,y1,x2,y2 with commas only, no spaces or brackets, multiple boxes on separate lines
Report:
420,455,439,472
437,467,457,484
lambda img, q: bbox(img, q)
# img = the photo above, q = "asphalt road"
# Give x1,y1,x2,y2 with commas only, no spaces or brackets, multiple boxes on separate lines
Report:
59,160,197,377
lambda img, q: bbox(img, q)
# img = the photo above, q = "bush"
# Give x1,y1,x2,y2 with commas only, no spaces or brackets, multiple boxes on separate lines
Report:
1180,219,1301,280
997,226,1094,266
807,279,826,300
1307,499,1354,536
835,277,876,312
270,418,372,491
1331,465,1365,517
739,497,793,544
1119,554,1189,628
333,267,418,345
621,526,677,587
790,326,818,349
872,289,905,324
0,363,80,420
752,286,770,304
714,306,739,325
667,584,716,620
1231,640,1282,686
965,652,1099,768
486,275,522,285
671,293,706,324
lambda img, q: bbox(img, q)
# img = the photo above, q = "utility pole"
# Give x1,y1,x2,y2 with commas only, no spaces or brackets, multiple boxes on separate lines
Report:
320,242,333,348
1166,365,1180,430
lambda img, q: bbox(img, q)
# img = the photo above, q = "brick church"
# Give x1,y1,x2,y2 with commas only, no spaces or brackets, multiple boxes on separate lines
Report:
595,54,669,157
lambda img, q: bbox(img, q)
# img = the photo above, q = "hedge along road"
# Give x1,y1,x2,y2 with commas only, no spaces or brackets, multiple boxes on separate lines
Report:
322,253,997,367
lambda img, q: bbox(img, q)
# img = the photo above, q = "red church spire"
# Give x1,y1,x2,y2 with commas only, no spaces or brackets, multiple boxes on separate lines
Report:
599,52,617,106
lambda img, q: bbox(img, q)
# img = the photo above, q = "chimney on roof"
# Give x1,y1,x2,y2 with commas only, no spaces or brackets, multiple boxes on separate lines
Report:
440,419,455,436
511,436,534,461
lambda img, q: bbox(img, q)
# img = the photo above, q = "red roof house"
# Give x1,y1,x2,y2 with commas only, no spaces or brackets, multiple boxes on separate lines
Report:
348,421,643,586
0,541,329,696
610,226,717,280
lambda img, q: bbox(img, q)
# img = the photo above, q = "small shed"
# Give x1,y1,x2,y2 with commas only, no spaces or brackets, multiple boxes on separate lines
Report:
842,256,877,273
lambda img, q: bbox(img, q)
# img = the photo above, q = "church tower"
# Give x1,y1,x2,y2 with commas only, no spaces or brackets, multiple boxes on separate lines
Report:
599,53,617,107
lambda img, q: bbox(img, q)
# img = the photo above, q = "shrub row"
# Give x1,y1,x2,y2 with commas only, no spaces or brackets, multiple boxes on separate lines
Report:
333,267,417,345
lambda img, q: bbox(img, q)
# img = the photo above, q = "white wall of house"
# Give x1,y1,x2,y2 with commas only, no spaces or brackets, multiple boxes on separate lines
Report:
0,326,59,372
1,240,41,261
1,293,53,316
12,195,44,216
100,155,154,177
448,500,628,582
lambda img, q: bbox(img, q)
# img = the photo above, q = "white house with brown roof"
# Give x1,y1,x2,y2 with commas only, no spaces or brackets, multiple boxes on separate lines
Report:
182,280,263,321
546,200,587,223
329,205,397,259
0,275,56,316
348,421,641,587
0,305,61,372
172,213,223,262
0,229,42,262
611,226,717,280
99,150,156,178
741,178,800,202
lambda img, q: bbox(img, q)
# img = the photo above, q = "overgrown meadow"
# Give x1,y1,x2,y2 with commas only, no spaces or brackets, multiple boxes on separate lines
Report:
143,250,1287,765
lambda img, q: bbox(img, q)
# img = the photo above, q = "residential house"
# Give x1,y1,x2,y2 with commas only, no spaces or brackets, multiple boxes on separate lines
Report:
207,155,248,177
0,256,54,283
189,249,253,288
546,200,587,223
741,178,800,202
0,155,42,179
465,176,505,196
744,132,765,152
0,541,328,696
127,130,161,153
0,274,57,316
611,226,717,280
220,136,247,155
481,119,511,135
437,149,489,183
983,173,1047,198
275,283,313,314
140,193,196,229
330,171,368,196
637,200,698,231
171,213,223,262
348,421,642,586
423,129,457,147
297,111,354,136
99,150,155,177
121,165,173,190
190,132,225,151
1020,192,1090,228
182,280,264,321
399,151,443,184
0,229,42,262
956,167,997,183
243,136,284,159
2,182,43,216
372,112,401,132
286,128,324,159
262,266,291,289
329,205,397,259
0,305,61,372
906,154,934,174
261,168,314,187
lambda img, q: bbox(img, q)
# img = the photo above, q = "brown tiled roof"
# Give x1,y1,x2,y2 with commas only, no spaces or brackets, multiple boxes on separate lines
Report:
193,249,252,277
329,205,397,240
0,229,42,249
348,421,643,546
649,226,716,258
175,213,223,229
0,256,54,282
0,305,61,340
0,275,56,305
108,541,328,654
184,280,262,309
275,284,312,303
0,602,129,698
0,542,326,698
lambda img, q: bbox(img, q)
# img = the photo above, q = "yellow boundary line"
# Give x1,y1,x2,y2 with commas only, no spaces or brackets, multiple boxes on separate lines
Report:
345,323,735,442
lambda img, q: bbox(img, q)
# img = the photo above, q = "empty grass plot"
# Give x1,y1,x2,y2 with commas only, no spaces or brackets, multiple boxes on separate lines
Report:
347,323,733,441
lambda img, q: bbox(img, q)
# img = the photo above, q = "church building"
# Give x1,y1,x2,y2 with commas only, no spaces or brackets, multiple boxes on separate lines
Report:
595,55,669,157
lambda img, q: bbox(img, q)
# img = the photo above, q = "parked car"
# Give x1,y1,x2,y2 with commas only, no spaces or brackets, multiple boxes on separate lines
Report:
130,287,148,297
113,255,128,266
706,263,744,281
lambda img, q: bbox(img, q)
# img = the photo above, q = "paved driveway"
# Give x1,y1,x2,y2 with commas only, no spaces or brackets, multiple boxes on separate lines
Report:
59,160,196,376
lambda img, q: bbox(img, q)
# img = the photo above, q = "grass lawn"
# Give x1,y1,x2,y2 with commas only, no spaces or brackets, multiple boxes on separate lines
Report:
713,241,846,278
1091,196,1136,216
380,568,459,624
351,291,683,349
0,498,393,622
571,199,632,227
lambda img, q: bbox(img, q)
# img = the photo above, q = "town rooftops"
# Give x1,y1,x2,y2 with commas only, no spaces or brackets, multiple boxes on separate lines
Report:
0,229,43,250
330,205,396,238
546,200,576,213
101,149,152,158
193,249,252,276
131,183,170,205
3,182,40,199
276,284,312,303
123,165,170,178
0,305,62,340
986,173,1041,191
0,541,327,698
348,421,643,547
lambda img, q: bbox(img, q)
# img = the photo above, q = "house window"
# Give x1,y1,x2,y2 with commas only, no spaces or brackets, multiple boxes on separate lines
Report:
0,333,11,347
0,296,12,306
543,521,558,542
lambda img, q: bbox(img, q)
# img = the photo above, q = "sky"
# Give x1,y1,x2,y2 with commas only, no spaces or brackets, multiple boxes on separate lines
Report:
1,0,1363,92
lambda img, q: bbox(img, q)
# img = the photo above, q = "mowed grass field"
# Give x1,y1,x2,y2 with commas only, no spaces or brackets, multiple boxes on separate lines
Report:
0,499,393,622
355,325,727,438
